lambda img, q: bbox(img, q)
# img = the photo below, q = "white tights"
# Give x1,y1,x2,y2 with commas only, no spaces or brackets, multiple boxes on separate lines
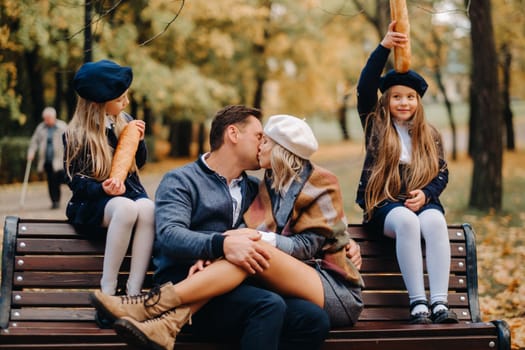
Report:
101,197,155,296
384,207,451,308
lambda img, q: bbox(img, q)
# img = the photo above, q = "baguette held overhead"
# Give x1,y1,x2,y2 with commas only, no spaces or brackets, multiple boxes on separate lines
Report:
390,0,411,73
109,121,141,181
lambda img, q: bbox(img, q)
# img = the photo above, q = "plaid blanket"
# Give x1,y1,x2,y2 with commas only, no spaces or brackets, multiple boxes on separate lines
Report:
244,164,363,287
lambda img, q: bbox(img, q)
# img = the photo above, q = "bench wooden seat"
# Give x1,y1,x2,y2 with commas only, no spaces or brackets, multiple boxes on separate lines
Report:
1,216,511,350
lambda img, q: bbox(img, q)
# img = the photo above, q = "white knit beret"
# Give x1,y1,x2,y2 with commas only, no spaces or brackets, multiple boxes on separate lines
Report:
264,114,319,160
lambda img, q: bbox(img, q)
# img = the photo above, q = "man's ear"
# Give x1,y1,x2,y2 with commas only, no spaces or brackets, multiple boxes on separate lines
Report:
225,124,239,144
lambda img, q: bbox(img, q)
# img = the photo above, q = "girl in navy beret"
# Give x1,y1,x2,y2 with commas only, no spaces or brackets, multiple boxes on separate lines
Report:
63,60,154,326
355,22,458,324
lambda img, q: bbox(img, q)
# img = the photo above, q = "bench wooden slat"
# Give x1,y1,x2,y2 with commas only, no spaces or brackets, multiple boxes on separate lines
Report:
16,238,105,254
361,257,467,273
358,307,471,321
14,256,105,271
11,308,96,322
361,292,469,307
359,274,468,291
358,241,467,257
9,305,473,323
15,220,81,236
12,291,93,307
348,224,467,242
10,291,470,310
12,272,154,289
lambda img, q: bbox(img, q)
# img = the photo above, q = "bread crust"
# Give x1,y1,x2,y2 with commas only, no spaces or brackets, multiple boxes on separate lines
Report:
390,0,411,73
109,122,141,181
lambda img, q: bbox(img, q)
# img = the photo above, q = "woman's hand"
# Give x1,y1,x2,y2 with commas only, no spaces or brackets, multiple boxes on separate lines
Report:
380,21,408,50
188,259,212,277
404,189,426,212
346,239,362,270
102,177,126,196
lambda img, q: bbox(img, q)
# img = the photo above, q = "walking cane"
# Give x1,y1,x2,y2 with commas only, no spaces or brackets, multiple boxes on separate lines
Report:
20,158,32,209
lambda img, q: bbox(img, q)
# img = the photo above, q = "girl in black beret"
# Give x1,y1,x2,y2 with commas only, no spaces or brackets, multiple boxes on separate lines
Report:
355,22,458,325
63,60,154,324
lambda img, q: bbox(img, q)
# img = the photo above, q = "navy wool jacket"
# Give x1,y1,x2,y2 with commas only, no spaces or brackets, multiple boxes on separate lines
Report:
63,112,148,235
355,44,448,221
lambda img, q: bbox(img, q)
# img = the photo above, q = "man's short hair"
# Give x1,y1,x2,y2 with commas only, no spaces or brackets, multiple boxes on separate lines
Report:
209,105,262,151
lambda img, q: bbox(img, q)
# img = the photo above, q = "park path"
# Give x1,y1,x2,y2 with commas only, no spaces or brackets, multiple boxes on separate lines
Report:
3,112,525,228
0,141,365,228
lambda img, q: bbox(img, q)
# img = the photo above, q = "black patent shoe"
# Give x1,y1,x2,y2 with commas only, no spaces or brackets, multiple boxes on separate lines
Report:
408,300,432,324
430,301,459,324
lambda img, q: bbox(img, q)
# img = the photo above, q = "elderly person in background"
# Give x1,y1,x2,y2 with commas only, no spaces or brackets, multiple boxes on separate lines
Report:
28,106,67,209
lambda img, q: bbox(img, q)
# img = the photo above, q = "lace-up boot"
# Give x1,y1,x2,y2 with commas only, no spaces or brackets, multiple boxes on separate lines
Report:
113,306,192,350
90,282,181,323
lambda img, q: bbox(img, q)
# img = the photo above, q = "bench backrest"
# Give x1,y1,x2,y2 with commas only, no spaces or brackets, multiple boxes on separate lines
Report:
0,216,481,329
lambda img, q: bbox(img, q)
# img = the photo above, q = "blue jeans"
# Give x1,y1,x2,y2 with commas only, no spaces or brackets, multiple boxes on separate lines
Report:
186,282,330,350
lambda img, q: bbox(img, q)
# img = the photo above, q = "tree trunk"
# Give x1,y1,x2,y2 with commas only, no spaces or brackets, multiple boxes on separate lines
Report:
24,49,45,128
84,0,93,63
252,0,271,110
338,89,350,140
434,69,457,161
65,71,77,122
467,0,503,211
169,119,192,157
500,42,515,151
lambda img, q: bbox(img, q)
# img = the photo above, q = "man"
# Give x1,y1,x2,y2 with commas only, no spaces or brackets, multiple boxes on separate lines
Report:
91,105,362,350
28,106,67,209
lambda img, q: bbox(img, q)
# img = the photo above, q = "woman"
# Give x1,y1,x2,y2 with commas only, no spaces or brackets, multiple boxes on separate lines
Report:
91,114,363,350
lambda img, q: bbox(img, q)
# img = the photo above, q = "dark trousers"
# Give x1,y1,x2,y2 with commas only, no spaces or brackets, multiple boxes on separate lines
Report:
186,282,330,350
44,162,63,204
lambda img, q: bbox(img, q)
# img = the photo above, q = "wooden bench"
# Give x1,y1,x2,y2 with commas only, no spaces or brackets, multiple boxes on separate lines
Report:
1,216,511,350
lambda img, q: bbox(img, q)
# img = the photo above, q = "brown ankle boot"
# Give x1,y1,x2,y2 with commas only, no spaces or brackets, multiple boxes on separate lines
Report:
90,282,182,324
113,306,192,350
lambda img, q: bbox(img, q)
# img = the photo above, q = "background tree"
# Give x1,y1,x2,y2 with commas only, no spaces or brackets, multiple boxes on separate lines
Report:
492,0,525,151
467,0,503,211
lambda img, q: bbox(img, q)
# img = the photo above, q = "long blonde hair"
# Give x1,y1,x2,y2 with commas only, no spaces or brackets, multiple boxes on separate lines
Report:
364,89,443,218
64,97,132,181
268,142,307,194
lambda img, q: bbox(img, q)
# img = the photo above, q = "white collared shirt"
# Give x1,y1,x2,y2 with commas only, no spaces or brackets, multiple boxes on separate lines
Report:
393,121,412,164
201,153,243,223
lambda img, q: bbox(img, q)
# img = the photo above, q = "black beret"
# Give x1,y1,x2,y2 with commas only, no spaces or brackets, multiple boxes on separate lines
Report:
73,60,133,103
379,69,428,97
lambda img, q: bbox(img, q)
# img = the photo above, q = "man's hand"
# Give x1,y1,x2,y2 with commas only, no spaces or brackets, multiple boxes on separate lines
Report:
223,228,259,238
223,233,271,274
346,239,362,270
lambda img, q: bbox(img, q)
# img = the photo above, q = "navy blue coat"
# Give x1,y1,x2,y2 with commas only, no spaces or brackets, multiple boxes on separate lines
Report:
355,45,448,223
63,113,148,236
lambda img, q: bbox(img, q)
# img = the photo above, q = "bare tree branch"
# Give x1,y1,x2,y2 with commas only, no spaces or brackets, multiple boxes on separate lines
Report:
139,0,185,46
66,0,124,40
64,0,185,46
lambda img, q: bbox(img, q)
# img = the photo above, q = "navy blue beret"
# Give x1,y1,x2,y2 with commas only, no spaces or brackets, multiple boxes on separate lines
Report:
379,69,428,97
73,60,133,103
